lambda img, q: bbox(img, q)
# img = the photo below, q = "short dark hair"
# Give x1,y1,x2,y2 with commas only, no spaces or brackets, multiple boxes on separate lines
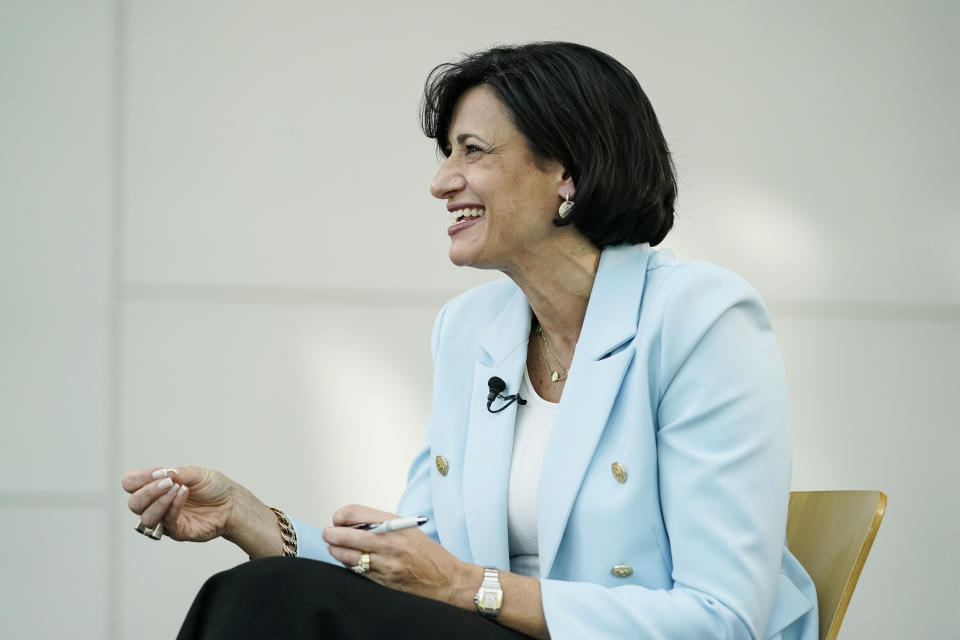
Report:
421,42,676,248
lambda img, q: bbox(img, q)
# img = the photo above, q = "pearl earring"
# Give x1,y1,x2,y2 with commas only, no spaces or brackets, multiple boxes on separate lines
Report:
558,192,574,219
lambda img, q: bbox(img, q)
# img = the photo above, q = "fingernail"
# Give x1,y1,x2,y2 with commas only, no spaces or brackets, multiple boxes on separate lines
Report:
157,477,173,490
151,469,168,480
177,485,188,497
167,468,178,475
166,483,179,496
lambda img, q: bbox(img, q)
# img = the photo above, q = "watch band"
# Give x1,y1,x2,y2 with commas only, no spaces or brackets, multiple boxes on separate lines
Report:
474,566,503,618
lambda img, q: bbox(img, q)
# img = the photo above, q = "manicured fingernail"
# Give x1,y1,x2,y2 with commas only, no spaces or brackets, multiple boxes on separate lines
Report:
166,483,179,496
157,477,173,490
177,485,188,497
151,469,168,480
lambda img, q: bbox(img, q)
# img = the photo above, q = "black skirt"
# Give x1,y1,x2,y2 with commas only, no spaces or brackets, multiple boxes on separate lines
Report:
178,557,534,639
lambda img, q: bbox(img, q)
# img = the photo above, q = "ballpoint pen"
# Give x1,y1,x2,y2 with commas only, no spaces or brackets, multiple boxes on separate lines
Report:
352,516,429,534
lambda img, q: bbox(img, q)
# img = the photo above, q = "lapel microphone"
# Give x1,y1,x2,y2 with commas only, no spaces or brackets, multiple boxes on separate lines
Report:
486,376,527,414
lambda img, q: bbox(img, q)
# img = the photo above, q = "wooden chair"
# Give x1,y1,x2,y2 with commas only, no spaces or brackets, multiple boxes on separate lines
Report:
786,490,887,640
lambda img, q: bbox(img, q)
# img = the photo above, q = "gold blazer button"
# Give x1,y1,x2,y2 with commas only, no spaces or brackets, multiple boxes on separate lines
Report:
435,455,449,476
611,462,627,483
611,565,633,578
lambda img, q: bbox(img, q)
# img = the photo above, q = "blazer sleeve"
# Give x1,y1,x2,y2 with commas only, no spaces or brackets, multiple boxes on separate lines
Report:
393,300,448,544
540,265,792,640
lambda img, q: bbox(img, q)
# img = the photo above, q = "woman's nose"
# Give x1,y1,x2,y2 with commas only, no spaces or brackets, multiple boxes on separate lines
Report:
430,158,465,200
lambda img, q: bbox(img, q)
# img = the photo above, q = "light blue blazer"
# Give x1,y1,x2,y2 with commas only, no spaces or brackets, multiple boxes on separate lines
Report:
294,244,817,640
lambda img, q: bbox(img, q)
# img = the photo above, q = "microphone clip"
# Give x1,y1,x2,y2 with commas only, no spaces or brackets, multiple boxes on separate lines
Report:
486,376,527,414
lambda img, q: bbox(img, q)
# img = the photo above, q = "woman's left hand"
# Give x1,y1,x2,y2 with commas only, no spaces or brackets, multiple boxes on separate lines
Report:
323,504,476,607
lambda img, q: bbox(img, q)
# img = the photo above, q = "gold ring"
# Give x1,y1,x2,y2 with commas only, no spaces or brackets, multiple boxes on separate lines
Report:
352,551,371,574
135,520,164,540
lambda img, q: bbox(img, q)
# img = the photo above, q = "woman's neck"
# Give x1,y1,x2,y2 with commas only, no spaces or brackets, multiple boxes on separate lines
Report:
501,231,601,353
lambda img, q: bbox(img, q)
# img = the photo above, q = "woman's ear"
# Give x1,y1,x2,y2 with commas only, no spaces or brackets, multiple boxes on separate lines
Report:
557,172,575,199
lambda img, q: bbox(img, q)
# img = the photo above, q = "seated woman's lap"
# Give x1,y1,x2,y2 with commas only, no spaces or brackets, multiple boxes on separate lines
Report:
178,558,532,639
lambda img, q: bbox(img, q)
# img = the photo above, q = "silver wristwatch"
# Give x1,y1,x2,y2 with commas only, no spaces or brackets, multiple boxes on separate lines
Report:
474,566,503,618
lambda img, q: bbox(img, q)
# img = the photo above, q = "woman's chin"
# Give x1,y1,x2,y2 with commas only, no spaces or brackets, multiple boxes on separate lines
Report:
448,248,476,268
447,237,483,268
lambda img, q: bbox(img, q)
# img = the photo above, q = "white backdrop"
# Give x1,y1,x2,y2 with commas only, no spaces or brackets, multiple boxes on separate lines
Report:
2,1,958,638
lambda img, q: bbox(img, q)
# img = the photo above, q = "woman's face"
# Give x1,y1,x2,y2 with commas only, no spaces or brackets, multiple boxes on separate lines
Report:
430,85,571,271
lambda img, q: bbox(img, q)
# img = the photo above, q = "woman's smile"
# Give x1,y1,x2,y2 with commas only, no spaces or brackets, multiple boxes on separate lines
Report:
447,206,486,235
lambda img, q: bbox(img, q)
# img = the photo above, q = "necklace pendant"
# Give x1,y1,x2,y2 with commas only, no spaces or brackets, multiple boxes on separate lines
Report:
551,370,560,383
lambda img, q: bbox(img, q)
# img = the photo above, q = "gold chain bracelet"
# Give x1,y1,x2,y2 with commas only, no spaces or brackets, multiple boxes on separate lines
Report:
268,506,298,557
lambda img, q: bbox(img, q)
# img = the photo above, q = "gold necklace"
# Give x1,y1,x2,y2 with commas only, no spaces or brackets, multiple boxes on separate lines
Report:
535,322,569,383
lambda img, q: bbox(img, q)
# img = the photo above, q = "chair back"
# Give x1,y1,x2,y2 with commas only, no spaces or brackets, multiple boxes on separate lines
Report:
786,490,886,640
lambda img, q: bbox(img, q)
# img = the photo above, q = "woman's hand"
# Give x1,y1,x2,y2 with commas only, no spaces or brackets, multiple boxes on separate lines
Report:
323,504,480,608
122,466,237,543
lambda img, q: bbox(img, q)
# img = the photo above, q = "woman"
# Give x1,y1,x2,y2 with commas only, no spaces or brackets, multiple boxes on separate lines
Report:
123,42,818,639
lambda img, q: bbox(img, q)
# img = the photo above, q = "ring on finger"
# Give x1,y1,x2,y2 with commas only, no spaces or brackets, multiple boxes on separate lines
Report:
352,551,371,574
135,520,164,540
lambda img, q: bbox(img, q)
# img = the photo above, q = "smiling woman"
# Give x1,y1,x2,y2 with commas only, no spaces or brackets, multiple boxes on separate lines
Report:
123,42,818,640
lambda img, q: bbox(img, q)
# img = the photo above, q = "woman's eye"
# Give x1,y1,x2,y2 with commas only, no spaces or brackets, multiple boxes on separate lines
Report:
465,145,483,155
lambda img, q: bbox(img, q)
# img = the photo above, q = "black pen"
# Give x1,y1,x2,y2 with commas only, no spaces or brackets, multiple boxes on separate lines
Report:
352,516,429,534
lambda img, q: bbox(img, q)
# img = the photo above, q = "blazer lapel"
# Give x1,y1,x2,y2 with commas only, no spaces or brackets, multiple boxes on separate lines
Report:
461,287,531,568
537,245,653,577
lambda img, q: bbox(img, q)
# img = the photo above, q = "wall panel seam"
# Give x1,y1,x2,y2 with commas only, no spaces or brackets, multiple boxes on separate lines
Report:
108,1,126,639
121,282,457,309
117,282,960,322
0,492,108,508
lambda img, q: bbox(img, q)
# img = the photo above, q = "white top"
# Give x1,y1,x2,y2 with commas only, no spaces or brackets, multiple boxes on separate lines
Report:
506,367,558,578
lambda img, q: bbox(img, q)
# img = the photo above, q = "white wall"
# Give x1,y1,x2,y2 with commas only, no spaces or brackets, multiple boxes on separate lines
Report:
1,1,114,637
2,1,957,637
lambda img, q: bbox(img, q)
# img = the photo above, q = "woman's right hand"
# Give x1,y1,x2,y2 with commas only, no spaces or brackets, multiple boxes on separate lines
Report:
122,466,237,543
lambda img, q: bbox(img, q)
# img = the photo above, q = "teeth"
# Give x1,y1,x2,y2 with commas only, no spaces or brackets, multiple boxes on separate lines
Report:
448,207,486,224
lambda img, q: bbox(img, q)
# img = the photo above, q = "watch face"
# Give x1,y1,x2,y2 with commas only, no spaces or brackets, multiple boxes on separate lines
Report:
478,589,502,610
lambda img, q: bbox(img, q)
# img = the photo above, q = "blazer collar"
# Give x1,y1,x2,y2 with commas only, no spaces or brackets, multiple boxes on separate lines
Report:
463,244,655,572
576,243,652,360
479,287,532,365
